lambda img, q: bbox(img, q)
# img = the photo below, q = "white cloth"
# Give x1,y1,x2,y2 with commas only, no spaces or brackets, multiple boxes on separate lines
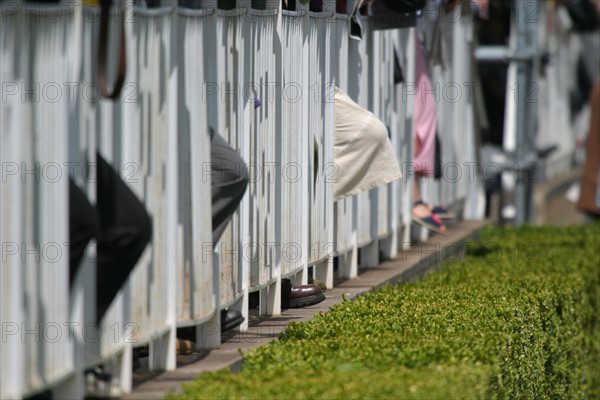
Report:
332,88,402,201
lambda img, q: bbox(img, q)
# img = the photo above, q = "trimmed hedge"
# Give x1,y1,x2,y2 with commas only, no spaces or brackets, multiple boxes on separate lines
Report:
167,224,600,399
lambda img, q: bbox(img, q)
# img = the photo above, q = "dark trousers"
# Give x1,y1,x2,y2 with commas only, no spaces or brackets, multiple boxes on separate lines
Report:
69,132,247,322
69,153,152,323
210,130,248,244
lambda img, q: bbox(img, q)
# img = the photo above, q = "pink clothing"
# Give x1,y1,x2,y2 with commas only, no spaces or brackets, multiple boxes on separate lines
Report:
413,34,437,177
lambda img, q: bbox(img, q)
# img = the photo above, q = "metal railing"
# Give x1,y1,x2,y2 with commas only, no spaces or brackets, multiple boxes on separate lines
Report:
0,0,492,397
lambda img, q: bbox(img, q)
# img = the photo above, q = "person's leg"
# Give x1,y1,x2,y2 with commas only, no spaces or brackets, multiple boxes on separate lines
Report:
412,173,428,217
177,130,250,340
207,131,326,311
69,178,99,286
413,135,424,209
178,130,249,337
95,152,152,322
411,32,449,233
209,129,249,245
412,136,447,234
412,177,447,234
412,135,429,218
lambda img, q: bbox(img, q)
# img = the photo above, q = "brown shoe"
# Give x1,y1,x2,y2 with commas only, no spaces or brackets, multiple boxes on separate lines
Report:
282,279,326,308
176,338,194,355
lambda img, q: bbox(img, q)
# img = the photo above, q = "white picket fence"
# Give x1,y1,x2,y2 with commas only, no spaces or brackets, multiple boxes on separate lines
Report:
1,0,499,398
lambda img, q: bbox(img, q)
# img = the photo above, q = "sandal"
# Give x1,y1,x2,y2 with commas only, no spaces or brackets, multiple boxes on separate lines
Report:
413,200,448,234
431,205,455,220
414,200,455,220
413,214,448,234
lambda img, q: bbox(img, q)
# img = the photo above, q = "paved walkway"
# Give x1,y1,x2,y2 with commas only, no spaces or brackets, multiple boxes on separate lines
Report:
534,168,588,226
123,220,488,400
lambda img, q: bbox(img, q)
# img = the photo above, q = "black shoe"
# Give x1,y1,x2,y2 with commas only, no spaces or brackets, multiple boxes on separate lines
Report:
248,280,327,309
281,279,326,308
220,309,244,332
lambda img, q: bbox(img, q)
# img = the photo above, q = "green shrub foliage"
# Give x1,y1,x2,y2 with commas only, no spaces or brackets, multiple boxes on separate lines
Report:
167,224,600,399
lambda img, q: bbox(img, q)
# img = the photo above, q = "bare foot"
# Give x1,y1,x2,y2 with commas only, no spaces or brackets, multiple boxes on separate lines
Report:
412,203,432,219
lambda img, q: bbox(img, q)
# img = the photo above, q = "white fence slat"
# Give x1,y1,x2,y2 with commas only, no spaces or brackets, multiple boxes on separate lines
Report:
1,7,26,399
116,7,174,349
281,9,309,279
400,28,416,247
215,6,250,308
247,7,279,291
176,8,216,325
307,11,334,268
332,12,360,278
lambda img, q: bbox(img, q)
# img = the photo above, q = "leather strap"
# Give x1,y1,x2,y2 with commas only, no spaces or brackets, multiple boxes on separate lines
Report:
98,0,127,99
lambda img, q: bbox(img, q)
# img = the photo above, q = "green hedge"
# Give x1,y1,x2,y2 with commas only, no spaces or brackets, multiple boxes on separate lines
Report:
167,224,600,399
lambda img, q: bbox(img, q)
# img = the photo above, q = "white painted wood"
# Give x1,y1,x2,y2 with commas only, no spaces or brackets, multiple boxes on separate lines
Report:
0,2,501,396
177,6,216,326
306,8,335,287
0,7,26,400
281,8,308,280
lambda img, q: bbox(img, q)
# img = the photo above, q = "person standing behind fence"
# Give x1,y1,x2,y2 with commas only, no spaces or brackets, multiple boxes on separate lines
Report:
69,130,251,323
411,30,452,234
